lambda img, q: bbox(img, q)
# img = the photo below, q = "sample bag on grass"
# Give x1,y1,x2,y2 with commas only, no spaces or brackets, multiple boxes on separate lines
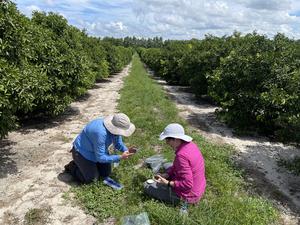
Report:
144,154,166,173
121,212,150,225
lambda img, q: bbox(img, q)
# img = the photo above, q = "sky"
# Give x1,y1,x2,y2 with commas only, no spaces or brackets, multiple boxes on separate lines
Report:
14,0,300,40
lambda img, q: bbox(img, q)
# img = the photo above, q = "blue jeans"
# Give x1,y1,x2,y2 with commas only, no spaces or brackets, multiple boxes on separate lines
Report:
69,147,111,184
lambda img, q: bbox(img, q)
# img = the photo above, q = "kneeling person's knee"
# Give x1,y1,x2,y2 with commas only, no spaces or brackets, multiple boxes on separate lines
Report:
83,170,100,184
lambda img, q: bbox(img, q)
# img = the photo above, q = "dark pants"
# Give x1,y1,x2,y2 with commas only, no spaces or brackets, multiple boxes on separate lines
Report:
144,181,180,205
66,148,111,184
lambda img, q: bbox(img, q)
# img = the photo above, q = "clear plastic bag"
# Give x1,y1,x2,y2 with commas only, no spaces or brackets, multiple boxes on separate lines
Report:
121,212,150,225
144,154,166,173
162,162,173,170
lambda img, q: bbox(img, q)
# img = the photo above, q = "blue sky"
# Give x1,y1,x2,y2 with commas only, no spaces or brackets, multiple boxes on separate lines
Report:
14,0,300,40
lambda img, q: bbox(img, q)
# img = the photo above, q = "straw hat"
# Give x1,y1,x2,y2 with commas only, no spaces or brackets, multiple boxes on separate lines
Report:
104,113,135,137
159,123,192,142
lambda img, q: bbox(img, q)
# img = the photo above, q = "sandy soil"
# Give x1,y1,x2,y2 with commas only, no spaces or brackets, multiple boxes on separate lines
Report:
0,64,131,225
153,75,300,224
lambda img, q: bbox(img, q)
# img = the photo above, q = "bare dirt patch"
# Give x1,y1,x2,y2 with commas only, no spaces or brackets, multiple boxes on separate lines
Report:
155,77,300,225
0,65,131,225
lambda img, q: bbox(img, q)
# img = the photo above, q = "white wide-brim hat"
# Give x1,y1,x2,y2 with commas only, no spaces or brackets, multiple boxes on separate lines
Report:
104,113,135,137
159,123,192,142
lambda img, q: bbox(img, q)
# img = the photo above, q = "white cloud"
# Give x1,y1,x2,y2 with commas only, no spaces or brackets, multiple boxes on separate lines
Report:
106,21,127,32
15,0,300,39
26,5,40,11
204,1,229,16
44,0,54,6
65,0,90,4
131,0,300,39
242,0,292,11
158,14,184,27
22,5,41,17
83,21,128,37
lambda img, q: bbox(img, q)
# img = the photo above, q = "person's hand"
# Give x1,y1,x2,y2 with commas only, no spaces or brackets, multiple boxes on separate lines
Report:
157,173,168,179
121,151,134,160
128,146,139,154
154,174,168,185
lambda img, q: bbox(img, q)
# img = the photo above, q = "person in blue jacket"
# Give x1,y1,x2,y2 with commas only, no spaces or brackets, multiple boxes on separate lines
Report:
64,113,136,184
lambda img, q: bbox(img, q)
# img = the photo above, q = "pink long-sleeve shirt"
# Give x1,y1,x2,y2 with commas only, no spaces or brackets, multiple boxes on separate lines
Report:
167,141,206,203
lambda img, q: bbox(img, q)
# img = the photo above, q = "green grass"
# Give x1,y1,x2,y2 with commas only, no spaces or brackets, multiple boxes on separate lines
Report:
71,55,279,225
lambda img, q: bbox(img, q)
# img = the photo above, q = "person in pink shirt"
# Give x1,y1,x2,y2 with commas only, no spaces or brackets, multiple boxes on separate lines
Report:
144,123,206,206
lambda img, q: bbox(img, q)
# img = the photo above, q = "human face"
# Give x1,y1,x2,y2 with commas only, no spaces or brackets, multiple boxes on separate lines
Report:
165,138,179,150
165,137,173,145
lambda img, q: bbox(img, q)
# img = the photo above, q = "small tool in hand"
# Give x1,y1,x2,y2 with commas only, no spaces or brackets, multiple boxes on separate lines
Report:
129,147,139,153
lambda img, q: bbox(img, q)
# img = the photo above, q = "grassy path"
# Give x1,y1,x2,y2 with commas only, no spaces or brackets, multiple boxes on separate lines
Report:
72,55,278,225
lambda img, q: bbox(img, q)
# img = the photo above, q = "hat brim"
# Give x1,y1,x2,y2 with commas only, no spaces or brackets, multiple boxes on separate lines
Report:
159,133,193,142
104,115,135,137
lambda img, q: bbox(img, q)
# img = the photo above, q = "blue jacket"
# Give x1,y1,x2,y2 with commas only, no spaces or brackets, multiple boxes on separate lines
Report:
73,118,128,163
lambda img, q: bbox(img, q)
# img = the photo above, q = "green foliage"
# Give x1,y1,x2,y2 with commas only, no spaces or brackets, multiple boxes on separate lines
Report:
0,1,29,65
139,41,193,84
81,36,109,79
31,11,68,37
159,41,191,84
102,43,133,74
180,36,228,95
138,48,164,75
139,32,300,142
208,33,274,127
209,33,300,140
0,59,19,137
103,36,164,48
0,1,133,138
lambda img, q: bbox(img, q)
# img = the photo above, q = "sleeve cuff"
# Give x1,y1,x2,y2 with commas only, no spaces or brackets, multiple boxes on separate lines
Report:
117,155,121,162
173,180,178,189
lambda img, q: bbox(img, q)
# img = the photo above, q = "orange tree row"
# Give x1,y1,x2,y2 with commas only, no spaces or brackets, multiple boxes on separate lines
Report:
0,1,133,138
138,32,300,142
